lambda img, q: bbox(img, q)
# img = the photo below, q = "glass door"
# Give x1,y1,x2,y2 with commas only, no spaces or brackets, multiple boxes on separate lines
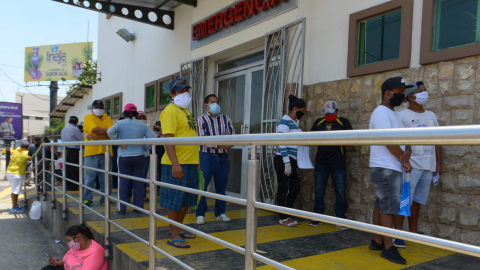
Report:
216,67,263,198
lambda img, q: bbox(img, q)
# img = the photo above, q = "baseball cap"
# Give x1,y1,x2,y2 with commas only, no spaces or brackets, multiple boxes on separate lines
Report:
92,100,104,107
124,103,137,112
405,81,425,97
20,141,30,148
138,111,145,117
381,77,413,93
323,100,338,114
169,78,191,93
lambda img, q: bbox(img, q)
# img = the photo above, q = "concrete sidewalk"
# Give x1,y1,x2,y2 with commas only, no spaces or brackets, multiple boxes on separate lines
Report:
0,157,67,270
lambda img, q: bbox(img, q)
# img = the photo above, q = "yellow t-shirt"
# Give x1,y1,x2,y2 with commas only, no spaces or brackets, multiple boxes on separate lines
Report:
7,148,31,175
83,113,114,157
160,104,199,165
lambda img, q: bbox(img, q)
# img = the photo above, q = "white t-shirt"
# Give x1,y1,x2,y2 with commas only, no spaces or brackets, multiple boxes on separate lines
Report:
369,105,405,172
399,109,439,172
54,157,63,170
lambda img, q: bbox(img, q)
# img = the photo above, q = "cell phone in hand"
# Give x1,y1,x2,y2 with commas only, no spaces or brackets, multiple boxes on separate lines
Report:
46,253,54,261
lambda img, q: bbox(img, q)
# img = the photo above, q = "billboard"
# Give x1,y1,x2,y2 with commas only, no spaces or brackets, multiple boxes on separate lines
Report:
0,102,23,140
24,42,93,82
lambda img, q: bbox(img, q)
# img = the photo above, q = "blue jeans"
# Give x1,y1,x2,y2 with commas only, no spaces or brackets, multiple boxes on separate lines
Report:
84,154,112,202
196,152,230,217
313,163,348,218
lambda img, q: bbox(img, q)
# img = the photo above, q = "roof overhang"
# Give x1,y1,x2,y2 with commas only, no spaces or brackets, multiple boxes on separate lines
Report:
50,86,92,118
51,0,197,30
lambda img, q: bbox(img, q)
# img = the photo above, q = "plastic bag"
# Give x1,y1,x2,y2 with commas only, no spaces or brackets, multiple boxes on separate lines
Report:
29,201,42,220
398,173,411,217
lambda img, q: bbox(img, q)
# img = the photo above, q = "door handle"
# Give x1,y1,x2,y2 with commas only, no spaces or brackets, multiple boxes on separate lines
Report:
241,124,245,134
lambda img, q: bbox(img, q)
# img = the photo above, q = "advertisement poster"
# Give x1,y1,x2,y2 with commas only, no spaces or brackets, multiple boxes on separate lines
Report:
0,102,23,140
24,42,93,82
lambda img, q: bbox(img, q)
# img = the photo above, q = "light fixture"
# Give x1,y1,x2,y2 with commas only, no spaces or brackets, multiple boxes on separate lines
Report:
116,28,136,42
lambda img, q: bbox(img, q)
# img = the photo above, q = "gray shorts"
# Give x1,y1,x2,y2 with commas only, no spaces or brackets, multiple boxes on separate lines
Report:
370,167,402,215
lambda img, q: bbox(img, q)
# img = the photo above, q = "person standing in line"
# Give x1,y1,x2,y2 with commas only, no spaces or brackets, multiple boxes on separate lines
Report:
196,94,235,225
61,116,84,191
160,78,199,248
274,95,307,227
309,101,353,229
83,100,114,206
393,81,443,247
29,136,51,192
6,141,31,212
107,103,154,215
368,77,413,265
54,152,63,186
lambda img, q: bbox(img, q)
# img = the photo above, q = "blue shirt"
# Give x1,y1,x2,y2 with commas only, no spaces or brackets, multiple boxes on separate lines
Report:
60,124,84,149
107,118,154,157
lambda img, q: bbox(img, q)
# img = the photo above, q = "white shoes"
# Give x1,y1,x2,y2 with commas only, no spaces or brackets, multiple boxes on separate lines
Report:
197,216,205,225
216,213,231,222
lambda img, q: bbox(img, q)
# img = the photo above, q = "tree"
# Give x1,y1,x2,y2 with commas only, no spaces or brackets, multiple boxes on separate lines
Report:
45,118,65,133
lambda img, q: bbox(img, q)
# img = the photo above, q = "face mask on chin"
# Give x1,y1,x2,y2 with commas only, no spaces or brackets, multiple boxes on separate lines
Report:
92,109,104,117
173,92,192,108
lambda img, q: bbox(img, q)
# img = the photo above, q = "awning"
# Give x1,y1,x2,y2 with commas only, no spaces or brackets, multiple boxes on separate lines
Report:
51,0,197,30
50,86,92,118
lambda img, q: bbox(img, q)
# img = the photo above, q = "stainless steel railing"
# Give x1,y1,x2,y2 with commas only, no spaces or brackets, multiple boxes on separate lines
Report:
31,125,480,270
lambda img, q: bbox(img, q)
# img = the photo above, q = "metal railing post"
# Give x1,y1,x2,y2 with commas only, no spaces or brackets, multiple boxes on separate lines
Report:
42,147,46,201
104,148,111,261
35,156,39,201
79,147,84,225
245,145,260,270
62,147,67,220
149,145,157,270
51,147,56,209
23,170,28,209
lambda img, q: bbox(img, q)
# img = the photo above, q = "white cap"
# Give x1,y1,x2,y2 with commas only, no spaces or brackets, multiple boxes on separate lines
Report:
323,100,338,114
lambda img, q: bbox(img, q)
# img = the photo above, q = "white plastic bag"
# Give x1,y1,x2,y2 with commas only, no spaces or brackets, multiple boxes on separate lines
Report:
29,201,42,220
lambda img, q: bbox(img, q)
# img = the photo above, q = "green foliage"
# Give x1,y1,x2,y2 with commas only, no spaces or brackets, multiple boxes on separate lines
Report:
45,118,65,133
83,45,93,61
24,52,44,73
67,60,97,94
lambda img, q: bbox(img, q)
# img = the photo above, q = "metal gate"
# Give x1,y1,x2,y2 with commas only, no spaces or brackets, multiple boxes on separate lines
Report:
180,57,208,118
260,18,306,204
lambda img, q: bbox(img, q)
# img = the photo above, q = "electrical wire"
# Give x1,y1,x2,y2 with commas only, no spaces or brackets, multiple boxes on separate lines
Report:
0,66,50,101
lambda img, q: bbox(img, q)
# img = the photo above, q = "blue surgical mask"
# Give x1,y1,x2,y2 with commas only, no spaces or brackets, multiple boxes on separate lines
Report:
208,103,221,115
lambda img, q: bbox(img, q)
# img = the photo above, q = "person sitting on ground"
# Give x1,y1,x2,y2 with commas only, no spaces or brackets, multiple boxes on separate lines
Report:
42,225,108,270
6,141,31,212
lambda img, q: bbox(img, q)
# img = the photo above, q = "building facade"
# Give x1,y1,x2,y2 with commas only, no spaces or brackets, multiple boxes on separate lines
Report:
63,0,480,245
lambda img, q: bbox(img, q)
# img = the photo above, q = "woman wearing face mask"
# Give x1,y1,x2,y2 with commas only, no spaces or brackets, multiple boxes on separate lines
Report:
274,94,307,227
107,103,154,215
41,225,108,270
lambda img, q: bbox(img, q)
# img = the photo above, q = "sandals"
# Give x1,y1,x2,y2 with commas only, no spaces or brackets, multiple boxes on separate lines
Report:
167,239,190,248
179,231,196,239
279,218,299,227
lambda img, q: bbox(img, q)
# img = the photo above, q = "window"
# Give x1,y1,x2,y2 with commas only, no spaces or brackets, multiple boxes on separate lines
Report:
347,0,414,77
144,75,174,112
114,96,121,116
217,51,264,72
35,117,43,120
357,10,402,66
23,116,29,120
105,99,111,116
421,0,480,64
144,81,157,113
101,93,123,119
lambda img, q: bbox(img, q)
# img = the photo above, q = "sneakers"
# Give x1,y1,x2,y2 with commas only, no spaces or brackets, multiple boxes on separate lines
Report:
11,206,25,213
309,220,322,227
197,216,205,225
83,200,92,206
393,238,407,248
216,214,231,222
369,240,384,251
380,246,407,264
336,225,349,230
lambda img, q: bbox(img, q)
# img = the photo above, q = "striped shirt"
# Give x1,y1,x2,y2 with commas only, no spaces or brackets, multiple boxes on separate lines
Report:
197,113,235,154
276,115,302,162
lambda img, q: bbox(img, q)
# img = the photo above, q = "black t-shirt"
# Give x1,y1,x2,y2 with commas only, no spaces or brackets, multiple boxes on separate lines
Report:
310,117,353,168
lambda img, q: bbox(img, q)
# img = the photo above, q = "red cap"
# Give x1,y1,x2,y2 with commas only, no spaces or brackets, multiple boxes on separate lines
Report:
138,111,145,116
124,103,137,112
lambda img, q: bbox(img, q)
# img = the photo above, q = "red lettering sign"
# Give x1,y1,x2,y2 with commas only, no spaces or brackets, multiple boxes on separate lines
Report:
192,0,287,41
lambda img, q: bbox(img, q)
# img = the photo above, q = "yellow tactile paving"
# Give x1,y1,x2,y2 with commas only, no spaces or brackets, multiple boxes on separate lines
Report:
116,222,341,262
88,209,275,233
257,242,454,270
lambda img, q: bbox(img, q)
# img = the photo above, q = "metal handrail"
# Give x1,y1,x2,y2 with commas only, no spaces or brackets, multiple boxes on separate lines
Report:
31,126,480,270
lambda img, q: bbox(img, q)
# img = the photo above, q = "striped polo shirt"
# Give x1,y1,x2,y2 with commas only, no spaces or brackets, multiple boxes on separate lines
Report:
197,113,235,154
276,114,302,162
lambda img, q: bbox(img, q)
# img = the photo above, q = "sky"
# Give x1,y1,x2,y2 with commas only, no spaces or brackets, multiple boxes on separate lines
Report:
0,0,99,103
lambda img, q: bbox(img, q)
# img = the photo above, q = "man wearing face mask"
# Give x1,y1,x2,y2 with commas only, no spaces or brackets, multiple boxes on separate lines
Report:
368,77,413,265
393,81,442,245
196,94,235,225
82,100,114,206
309,101,353,229
159,78,200,248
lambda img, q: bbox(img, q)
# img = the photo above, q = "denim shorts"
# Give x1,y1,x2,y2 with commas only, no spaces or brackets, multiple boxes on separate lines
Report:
370,167,402,215
402,168,433,205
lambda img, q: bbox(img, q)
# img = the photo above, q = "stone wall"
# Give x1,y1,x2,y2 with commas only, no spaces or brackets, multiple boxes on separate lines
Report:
297,56,480,245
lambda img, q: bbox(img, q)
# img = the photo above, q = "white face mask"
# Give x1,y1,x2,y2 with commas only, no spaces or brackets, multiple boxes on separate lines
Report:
93,109,104,117
173,92,192,108
414,91,429,105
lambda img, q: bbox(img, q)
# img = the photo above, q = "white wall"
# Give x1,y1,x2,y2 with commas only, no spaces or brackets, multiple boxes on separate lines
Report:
72,0,425,114
64,90,93,125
